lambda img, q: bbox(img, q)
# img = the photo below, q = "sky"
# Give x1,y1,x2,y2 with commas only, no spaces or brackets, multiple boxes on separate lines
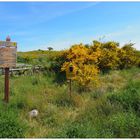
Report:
0,2,140,51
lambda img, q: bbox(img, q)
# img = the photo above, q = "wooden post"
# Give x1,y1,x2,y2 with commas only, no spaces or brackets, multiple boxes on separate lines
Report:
4,36,11,103
4,68,9,103
69,79,72,98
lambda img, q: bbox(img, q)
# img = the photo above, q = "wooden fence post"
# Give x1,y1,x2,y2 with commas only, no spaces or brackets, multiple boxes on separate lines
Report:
4,36,11,103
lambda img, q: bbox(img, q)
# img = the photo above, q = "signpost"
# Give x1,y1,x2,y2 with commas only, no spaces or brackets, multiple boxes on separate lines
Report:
66,63,76,98
0,47,16,68
0,41,17,47
0,36,17,103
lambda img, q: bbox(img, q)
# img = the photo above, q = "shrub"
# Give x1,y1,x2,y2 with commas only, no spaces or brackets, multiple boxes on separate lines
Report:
65,122,87,138
61,43,100,90
106,112,140,138
0,109,28,138
108,80,140,113
118,44,139,69
98,41,120,72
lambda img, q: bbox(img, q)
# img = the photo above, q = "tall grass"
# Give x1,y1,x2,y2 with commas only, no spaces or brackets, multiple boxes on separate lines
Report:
0,67,139,138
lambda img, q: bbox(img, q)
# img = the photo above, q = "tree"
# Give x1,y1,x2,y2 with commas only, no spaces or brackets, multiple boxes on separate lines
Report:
47,47,53,51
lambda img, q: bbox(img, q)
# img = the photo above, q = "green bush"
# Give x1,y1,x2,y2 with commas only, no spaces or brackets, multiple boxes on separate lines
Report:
52,121,92,138
106,112,140,138
0,109,28,138
108,80,140,113
92,112,140,138
65,122,87,138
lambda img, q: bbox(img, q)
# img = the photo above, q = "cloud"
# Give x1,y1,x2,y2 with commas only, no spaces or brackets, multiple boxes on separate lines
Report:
103,25,140,50
42,24,140,51
28,2,100,23
106,26,134,38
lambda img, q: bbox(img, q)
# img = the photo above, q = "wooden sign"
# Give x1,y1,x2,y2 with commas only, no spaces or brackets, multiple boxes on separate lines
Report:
0,41,17,47
0,36,17,103
0,47,17,68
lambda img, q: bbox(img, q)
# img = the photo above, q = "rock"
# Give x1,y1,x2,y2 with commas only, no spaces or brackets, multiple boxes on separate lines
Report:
29,109,39,118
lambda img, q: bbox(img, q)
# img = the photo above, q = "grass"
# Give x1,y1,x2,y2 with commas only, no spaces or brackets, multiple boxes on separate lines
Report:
0,67,140,138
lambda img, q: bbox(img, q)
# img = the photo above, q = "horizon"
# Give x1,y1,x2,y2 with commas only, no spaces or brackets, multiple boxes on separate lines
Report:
0,2,140,51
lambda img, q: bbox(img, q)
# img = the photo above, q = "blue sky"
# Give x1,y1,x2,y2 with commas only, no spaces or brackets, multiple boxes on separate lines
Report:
0,2,140,51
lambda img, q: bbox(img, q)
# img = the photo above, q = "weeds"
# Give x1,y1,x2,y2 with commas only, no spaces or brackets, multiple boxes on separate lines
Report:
0,68,139,138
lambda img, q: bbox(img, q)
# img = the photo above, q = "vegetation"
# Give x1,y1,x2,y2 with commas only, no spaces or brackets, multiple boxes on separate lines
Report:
47,47,53,51
0,40,139,138
17,40,140,89
0,67,140,138
0,107,27,138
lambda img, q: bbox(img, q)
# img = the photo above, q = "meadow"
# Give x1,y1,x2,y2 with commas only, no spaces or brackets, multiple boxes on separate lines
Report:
0,67,140,138
0,40,140,138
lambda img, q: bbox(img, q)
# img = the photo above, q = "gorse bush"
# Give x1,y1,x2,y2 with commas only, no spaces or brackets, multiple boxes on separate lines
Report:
17,40,140,90
118,44,139,69
60,41,139,90
61,43,100,90
97,41,120,72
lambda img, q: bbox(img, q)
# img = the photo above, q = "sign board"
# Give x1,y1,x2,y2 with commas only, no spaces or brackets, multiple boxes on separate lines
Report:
66,64,76,80
0,47,17,68
0,41,17,47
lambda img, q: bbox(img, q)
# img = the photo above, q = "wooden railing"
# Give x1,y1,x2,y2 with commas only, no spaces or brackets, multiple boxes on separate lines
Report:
0,63,44,76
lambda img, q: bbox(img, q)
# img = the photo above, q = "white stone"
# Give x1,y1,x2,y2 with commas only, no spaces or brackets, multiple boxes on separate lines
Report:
29,109,39,118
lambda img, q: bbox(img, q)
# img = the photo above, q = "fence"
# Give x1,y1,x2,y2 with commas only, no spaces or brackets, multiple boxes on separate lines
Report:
0,63,44,76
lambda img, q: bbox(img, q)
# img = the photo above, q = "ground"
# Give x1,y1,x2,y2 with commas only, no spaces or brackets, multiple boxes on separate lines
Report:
0,67,140,138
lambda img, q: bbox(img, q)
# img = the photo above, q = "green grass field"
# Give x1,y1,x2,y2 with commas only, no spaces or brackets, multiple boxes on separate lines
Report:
0,67,140,138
